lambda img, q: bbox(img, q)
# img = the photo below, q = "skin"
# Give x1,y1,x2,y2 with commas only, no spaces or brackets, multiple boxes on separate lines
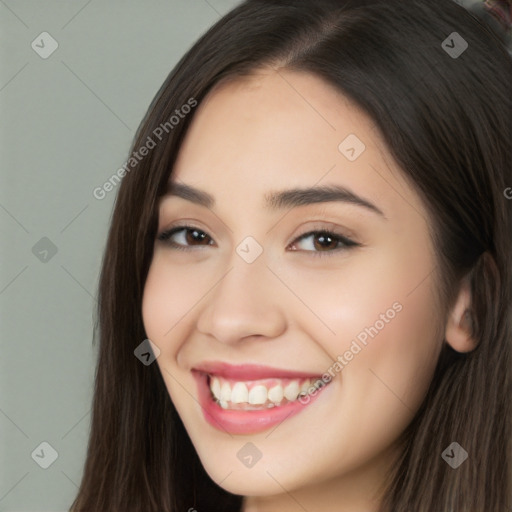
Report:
141,67,475,512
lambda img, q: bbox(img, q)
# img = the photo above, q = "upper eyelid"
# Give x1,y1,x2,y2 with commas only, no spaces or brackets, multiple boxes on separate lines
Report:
157,216,357,236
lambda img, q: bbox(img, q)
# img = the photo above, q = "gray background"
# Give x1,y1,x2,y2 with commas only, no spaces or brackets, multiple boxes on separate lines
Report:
0,1,241,510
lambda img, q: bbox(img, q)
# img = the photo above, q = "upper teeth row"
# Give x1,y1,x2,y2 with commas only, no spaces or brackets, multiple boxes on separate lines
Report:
209,376,320,405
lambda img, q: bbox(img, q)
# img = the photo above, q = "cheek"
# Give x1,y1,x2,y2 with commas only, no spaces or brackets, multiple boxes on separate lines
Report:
329,287,441,466
141,252,204,355
339,257,441,443
356,241,443,410
282,245,441,428
141,256,202,413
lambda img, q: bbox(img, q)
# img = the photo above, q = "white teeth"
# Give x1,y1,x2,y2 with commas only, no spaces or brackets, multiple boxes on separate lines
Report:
211,377,221,400
231,382,249,403
209,376,326,408
284,381,300,401
300,380,311,395
248,385,268,405
267,385,284,404
220,382,231,402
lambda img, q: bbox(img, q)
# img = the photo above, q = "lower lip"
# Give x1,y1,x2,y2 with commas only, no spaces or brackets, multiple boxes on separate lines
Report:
192,371,329,435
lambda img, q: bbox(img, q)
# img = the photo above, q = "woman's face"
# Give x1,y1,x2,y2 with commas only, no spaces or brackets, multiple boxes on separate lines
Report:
142,68,444,509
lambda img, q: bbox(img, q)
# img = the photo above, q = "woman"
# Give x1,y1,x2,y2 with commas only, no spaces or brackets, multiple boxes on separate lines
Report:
70,0,512,510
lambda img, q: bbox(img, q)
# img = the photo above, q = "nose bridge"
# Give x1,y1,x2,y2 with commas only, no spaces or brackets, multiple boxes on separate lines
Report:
196,245,286,343
228,251,267,296
214,230,271,303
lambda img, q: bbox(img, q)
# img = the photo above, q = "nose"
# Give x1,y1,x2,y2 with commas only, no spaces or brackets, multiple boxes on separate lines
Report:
195,255,287,345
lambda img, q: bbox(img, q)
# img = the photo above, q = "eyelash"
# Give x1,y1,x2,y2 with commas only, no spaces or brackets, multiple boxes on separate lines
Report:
156,223,360,258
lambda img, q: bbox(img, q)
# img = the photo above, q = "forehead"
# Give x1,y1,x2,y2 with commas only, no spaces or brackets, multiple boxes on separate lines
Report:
168,68,429,227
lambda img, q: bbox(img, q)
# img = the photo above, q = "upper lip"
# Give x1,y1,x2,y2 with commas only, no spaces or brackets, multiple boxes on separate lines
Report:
192,361,323,380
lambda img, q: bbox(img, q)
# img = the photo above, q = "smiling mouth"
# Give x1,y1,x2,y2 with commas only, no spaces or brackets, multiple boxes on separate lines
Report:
208,374,326,410
191,362,333,434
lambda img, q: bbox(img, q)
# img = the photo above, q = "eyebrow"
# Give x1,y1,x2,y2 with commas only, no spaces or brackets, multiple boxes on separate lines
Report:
164,181,386,219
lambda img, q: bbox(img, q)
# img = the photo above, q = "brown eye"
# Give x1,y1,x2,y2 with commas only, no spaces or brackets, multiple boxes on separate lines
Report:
156,225,360,258
157,226,213,248
289,230,359,257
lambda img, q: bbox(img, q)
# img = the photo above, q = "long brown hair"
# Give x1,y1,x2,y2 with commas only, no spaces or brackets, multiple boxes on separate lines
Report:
70,0,512,510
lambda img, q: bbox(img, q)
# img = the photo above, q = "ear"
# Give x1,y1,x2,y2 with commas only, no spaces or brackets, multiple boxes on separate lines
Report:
444,273,478,353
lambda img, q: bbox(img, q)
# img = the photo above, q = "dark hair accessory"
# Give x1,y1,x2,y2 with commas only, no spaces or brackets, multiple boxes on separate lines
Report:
467,0,512,53
484,0,512,32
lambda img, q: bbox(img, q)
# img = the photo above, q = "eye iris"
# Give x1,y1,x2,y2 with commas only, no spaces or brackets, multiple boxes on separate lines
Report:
186,229,209,245
314,233,338,251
